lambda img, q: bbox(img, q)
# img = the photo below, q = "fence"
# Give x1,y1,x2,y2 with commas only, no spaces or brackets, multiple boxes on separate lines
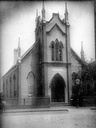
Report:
5,97,50,108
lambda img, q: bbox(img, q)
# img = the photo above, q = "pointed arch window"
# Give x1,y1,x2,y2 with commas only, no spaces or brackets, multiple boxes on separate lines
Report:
55,39,59,61
27,71,35,97
6,79,8,97
59,41,63,61
50,39,63,62
51,41,55,61
13,74,16,97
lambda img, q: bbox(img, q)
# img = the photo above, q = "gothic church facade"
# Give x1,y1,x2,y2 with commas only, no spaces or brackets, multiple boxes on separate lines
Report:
2,4,85,106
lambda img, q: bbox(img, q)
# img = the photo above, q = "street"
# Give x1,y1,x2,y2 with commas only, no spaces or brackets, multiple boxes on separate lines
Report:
1,107,96,128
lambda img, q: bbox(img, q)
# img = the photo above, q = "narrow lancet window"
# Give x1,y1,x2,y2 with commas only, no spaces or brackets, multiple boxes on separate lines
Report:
50,39,63,62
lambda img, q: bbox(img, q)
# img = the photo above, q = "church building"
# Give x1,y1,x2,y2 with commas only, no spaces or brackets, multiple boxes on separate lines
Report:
2,3,86,107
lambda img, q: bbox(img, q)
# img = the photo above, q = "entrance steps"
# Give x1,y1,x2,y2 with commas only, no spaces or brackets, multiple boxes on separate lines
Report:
50,102,70,107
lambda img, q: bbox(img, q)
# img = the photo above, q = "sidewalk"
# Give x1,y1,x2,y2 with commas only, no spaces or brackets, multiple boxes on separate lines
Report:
3,106,96,113
4,106,70,113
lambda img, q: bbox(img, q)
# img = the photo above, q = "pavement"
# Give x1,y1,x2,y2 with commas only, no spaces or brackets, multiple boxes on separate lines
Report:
3,106,69,113
2,106,96,113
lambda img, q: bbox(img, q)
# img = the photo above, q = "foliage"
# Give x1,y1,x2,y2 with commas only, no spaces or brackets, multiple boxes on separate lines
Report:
72,63,96,97
78,64,96,96
80,65,96,82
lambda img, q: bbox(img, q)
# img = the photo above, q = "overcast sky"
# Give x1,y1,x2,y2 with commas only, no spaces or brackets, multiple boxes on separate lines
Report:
0,1,95,76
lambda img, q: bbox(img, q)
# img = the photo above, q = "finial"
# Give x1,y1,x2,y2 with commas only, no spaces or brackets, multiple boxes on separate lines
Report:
65,3,68,23
18,37,20,48
42,0,45,11
81,41,84,51
42,0,46,22
36,9,38,19
65,3,68,13
81,41,85,61
18,37,21,63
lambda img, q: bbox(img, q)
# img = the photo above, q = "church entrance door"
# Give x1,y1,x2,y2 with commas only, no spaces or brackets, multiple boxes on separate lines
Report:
51,73,65,102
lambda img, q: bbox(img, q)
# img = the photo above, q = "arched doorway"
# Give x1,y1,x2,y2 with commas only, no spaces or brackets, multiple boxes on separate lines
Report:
51,73,65,102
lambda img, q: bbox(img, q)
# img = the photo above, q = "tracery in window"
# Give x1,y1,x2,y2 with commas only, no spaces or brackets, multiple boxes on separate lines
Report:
51,41,54,61
59,41,63,61
27,71,35,97
55,39,59,61
50,39,63,62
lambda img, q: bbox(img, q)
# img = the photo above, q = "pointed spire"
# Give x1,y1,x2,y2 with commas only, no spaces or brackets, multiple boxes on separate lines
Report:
81,41,85,61
81,41,84,51
18,37,20,49
65,3,68,13
65,3,68,23
42,0,46,22
35,9,38,21
42,0,45,12
18,37,21,63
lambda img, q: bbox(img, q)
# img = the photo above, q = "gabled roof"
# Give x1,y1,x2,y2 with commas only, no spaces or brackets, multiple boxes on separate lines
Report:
2,65,17,78
46,23,65,35
21,45,33,61
2,42,38,78
21,41,39,61
71,48,87,66
3,42,86,78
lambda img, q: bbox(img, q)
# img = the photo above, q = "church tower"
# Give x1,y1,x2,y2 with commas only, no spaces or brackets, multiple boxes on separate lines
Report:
41,3,71,103
34,3,72,104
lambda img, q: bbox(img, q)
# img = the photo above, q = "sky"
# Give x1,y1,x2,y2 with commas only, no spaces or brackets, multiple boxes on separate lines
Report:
0,0,95,77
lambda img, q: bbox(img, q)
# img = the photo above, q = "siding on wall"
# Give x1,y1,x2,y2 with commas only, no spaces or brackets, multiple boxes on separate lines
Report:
45,17,67,63
20,42,40,98
2,66,18,99
46,14,65,33
71,52,82,74
21,53,32,98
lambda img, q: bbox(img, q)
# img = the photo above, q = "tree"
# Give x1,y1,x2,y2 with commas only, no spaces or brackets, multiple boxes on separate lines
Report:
78,63,96,96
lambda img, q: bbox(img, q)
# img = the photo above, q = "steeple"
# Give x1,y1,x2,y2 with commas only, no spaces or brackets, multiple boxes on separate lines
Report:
41,0,46,22
35,9,38,24
18,37,20,48
81,41,85,61
14,38,21,65
18,37,21,63
65,3,69,23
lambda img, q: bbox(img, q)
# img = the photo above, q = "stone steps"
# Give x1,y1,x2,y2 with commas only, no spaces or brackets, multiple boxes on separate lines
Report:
50,102,70,107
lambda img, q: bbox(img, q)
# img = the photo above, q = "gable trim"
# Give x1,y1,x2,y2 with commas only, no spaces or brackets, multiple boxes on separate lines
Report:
71,48,86,66
46,23,66,35
46,13,65,25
